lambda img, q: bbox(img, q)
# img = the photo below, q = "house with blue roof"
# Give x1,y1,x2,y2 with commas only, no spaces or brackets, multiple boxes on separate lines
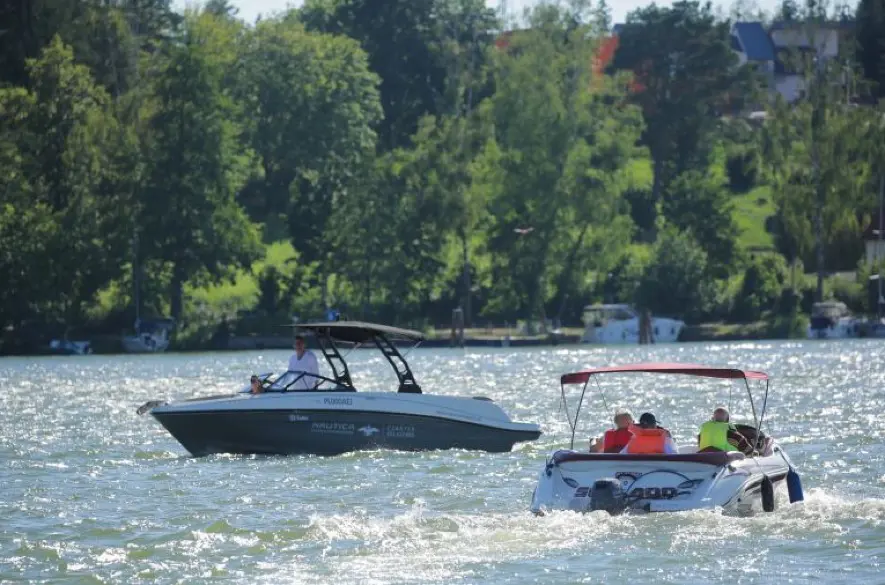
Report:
731,20,850,103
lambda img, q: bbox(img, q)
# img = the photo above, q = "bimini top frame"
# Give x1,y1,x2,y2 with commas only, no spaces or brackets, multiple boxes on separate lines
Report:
292,321,424,394
559,362,771,450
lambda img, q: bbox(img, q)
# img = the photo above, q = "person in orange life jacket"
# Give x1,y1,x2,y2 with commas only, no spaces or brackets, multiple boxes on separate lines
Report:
696,406,753,453
249,374,263,394
590,410,634,453
621,412,678,454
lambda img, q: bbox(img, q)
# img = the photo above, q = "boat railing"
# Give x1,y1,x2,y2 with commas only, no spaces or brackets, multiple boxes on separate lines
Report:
550,449,746,467
261,370,355,393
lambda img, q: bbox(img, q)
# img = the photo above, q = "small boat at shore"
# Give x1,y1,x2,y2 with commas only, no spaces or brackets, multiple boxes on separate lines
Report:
122,318,173,353
580,304,684,344
48,339,92,355
530,362,804,515
137,321,541,456
806,301,860,339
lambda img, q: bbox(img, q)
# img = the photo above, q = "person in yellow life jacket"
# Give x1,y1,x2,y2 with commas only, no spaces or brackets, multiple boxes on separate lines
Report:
697,407,752,453
622,412,678,454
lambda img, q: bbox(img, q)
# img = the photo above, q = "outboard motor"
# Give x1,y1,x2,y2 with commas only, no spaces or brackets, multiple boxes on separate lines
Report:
589,478,627,515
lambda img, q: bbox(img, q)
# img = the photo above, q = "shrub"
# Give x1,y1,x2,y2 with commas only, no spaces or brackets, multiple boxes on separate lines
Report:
636,226,715,323
826,276,865,313
767,312,809,339
731,254,788,322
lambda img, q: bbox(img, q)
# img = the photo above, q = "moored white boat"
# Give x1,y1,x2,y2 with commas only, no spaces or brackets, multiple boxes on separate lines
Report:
580,304,684,344
806,301,860,339
48,339,92,355
122,319,173,353
530,363,804,515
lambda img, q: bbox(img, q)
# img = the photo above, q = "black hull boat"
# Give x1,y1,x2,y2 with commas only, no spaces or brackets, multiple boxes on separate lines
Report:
152,400,540,456
139,321,541,456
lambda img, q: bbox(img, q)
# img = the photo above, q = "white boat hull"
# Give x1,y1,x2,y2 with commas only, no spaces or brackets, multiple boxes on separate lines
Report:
581,317,684,344
122,333,169,353
48,340,92,355
530,444,793,515
806,318,860,339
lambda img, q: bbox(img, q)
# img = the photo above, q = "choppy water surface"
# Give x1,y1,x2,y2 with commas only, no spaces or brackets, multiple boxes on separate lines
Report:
2,341,884,584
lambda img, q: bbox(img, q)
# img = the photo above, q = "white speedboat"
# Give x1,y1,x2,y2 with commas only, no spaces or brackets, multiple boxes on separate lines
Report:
122,319,173,353
806,301,860,339
530,362,804,515
137,321,541,456
580,304,684,344
48,339,92,355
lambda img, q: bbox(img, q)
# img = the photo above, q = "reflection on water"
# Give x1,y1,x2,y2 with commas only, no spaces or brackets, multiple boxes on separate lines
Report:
1,340,884,584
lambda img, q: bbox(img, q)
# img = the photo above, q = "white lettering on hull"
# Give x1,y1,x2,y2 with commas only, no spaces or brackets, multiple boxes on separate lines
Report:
310,422,355,435
385,424,415,438
323,398,353,406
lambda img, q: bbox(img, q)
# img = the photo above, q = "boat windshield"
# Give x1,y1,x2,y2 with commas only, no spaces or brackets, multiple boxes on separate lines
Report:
810,301,850,319
582,304,638,325
263,370,353,392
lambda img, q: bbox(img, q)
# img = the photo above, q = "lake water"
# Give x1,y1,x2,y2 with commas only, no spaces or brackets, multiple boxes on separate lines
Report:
2,341,884,584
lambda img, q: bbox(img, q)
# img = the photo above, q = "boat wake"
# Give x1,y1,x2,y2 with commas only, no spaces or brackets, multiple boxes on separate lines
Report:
245,490,885,584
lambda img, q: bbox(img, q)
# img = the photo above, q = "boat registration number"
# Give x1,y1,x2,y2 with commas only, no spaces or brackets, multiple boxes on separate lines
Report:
628,487,678,499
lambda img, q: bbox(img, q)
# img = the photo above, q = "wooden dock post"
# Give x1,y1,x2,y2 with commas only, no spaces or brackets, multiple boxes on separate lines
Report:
451,307,465,348
639,309,654,344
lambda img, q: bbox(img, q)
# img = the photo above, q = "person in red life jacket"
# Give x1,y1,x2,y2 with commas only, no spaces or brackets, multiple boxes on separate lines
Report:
589,410,634,453
622,412,678,454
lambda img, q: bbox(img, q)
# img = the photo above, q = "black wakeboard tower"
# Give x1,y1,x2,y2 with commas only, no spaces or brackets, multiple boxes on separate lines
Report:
292,321,424,393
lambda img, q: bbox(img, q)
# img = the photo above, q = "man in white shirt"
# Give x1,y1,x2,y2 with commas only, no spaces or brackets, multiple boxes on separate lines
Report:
288,335,319,389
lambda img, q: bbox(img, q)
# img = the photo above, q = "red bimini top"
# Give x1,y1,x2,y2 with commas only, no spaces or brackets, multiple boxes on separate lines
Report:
560,362,769,385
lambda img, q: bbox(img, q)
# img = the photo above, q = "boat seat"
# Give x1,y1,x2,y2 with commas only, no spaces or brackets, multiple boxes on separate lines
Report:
552,449,745,467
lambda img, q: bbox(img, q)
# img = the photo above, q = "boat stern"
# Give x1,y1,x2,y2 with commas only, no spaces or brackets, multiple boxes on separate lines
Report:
530,450,751,514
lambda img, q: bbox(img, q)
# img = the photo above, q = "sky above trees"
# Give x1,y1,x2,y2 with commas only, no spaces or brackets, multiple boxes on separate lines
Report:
174,0,782,25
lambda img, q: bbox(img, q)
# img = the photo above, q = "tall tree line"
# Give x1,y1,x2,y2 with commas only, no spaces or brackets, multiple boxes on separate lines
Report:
1,0,885,349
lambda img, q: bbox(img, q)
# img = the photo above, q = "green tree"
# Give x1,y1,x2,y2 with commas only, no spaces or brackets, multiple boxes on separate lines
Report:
0,37,126,329
327,115,479,323
856,0,885,99
475,8,638,326
732,253,789,322
760,40,873,300
636,225,715,322
0,1,180,94
234,18,382,264
662,164,740,278
299,0,498,150
140,12,262,319
609,1,753,213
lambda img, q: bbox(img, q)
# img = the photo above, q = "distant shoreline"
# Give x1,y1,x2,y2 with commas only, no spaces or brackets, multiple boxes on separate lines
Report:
5,321,809,356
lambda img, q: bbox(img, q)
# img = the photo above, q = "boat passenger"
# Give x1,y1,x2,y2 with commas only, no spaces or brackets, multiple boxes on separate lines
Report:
590,410,634,453
621,412,678,454
696,407,752,453
289,335,320,389
249,375,263,394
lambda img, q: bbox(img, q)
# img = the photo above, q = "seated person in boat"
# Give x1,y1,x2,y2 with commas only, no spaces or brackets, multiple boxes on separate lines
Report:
589,410,634,453
621,412,678,454
696,407,752,453
249,375,263,394
288,335,320,389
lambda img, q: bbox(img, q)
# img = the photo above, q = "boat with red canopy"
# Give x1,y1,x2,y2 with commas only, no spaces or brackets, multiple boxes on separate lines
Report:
530,362,804,515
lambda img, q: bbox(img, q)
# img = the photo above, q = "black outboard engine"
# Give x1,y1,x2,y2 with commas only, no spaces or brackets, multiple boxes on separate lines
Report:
589,478,627,515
